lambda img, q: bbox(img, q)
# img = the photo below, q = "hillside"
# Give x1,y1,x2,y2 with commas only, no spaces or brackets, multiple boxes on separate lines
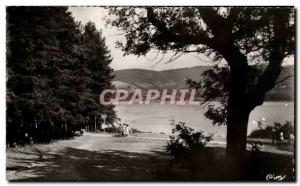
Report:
112,66,294,101
112,66,211,89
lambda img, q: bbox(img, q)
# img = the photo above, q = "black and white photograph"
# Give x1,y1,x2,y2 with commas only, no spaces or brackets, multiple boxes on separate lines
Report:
5,5,295,182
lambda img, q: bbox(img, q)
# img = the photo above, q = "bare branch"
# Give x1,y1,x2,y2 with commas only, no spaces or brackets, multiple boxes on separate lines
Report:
149,52,166,68
145,50,160,62
192,55,212,64
275,75,293,85
164,52,184,64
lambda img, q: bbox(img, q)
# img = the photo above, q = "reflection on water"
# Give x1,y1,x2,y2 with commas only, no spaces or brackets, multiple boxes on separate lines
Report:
115,102,294,138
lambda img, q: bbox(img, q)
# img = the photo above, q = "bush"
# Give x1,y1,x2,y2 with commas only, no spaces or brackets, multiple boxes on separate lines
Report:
131,128,142,133
280,121,294,139
167,122,214,164
248,121,294,139
247,140,263,152
248,126,273,139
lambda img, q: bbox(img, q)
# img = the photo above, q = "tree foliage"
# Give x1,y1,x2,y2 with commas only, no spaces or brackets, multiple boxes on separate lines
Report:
7,7,116,146
249,121,294,139
107,6,294,125
167,121,214,163
107,7,295,171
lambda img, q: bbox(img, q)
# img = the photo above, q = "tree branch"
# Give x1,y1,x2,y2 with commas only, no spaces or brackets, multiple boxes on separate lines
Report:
196,7,249,70
146,7,220,52
146,7,248,71
250,8,291,108
198,7,233,44
198,7,226,32
275,75,293,85
227,7,241,27
149,52,166,68
164,52,184,64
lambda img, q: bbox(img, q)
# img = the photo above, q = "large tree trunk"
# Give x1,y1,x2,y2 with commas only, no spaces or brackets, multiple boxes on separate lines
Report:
226,95,251,179
222,48,252,179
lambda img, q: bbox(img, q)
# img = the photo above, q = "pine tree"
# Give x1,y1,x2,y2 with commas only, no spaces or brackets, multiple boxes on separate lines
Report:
6,7,116,146
79,22,116,131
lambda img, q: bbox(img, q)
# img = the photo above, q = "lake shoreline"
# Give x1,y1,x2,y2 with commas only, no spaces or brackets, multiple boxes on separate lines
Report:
115,101,294,137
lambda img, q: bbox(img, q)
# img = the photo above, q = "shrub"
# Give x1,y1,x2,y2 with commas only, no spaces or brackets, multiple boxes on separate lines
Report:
247,140,263,152
248,126,273,139
280,121,294,139
167,122,214,164
248,121,294,139
131,128,142,133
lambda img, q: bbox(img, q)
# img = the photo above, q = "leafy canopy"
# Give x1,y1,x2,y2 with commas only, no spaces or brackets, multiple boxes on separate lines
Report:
107,7,294,125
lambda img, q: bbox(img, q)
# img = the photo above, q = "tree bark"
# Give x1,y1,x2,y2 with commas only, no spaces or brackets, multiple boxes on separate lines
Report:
226,95,251,179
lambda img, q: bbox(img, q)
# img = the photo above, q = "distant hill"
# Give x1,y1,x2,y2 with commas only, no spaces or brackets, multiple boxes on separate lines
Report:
112,66,211,89
264,66,294,101
112,65,294,101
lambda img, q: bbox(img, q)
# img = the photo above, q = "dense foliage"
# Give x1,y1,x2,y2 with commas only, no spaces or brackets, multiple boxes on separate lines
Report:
7,7,116,146
167,121,214,162
107,7,294,124
249,121,294,139
107,7,294,172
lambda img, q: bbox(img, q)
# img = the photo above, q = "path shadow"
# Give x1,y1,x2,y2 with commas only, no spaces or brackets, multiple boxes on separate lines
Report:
8,147,184,181
7,146,294,181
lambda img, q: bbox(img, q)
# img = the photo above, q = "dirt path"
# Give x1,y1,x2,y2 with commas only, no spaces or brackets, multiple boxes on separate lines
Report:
6,132,294,181
7,133,175,181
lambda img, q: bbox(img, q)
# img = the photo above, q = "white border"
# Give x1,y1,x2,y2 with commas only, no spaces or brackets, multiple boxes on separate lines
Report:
1,0,299,6
0,1,298,186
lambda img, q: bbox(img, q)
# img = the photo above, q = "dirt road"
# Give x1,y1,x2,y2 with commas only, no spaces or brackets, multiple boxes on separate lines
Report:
6,132,294,181
7,133,175,181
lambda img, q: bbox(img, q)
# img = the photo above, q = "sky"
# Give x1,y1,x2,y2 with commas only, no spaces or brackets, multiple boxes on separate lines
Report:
68,7,294,71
